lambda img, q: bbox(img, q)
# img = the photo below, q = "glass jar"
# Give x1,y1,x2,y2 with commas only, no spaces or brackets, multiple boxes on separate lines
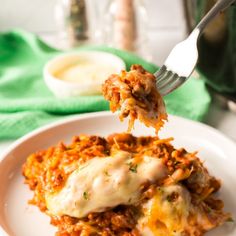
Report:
54,0,89,48
101,0,150,60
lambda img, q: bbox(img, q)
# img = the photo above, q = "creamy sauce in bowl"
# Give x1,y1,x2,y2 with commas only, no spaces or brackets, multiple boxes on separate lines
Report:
54,60,118,84
44,51,126,97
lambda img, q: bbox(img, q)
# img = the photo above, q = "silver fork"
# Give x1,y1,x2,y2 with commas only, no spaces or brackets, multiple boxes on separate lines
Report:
155,0,235,96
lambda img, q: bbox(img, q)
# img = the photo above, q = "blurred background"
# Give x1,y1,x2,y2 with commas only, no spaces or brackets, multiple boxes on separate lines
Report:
0,0,188,65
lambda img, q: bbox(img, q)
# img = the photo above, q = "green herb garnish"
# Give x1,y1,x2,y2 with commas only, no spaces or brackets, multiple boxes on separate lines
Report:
83,191,89,200
128,163,138,173
227,217,234,222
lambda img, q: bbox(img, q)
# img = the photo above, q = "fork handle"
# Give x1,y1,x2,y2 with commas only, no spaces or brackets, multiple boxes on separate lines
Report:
195,0,235,33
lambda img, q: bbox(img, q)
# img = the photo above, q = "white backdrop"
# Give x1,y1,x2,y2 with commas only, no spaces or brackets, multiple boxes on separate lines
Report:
0,0,186,33
0,0,187,65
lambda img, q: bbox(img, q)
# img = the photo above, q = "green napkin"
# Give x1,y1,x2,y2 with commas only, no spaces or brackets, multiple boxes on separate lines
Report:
0,30,211,140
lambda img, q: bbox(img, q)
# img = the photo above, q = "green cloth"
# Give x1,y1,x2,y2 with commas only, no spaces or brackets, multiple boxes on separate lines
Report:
196,1,236,95
0,30,211,140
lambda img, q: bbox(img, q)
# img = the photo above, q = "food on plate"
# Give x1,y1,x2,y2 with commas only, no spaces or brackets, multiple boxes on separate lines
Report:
102,65,167,133
22,133,231,236
22,63,231,235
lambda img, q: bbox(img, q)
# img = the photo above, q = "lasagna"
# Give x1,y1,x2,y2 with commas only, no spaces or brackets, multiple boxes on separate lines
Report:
102,65,167,133
22,133,231,236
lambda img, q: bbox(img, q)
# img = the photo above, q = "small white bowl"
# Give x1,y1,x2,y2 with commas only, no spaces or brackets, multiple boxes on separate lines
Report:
43,51,126,97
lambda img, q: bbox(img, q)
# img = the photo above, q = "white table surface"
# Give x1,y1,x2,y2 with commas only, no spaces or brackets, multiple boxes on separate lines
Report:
0,32,236,156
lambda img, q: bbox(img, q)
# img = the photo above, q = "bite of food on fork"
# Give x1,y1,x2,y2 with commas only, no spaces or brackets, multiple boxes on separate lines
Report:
102,64,167,133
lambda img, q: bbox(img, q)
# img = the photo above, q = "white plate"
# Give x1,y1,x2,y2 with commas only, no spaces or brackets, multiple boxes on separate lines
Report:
0,112,235,236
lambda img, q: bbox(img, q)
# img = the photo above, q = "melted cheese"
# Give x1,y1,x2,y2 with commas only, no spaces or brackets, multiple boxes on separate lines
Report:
46,151,167,218
138,184,191,236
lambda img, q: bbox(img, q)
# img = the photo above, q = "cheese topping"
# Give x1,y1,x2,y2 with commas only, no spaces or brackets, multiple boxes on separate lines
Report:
46,151,167,218
138,184,191,236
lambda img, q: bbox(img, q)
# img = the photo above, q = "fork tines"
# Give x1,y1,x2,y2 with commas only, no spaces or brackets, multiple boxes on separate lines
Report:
155,66,186,96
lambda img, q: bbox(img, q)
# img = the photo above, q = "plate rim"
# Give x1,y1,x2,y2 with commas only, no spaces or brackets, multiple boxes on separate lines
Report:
1,111,236,162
